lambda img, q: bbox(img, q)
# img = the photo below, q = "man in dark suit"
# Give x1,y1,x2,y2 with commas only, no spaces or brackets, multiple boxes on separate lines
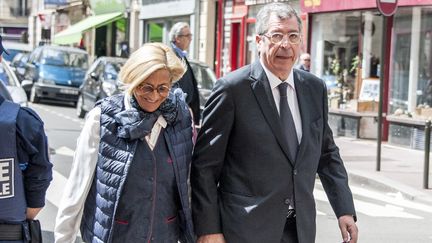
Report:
169,22,200,125
191,3,358,243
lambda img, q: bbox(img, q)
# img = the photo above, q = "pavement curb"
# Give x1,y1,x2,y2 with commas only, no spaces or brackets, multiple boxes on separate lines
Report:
348,169,432,204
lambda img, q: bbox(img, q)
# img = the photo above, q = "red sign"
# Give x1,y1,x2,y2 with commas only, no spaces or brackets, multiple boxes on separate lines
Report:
377,0,398,16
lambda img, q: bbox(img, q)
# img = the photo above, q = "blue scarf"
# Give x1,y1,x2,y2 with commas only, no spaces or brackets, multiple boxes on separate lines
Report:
115,89,185,140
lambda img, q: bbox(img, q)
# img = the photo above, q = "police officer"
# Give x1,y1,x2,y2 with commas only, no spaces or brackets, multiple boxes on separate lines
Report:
0,35,53,242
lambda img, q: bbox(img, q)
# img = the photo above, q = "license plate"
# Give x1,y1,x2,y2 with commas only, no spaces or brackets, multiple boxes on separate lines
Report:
59,89,78,95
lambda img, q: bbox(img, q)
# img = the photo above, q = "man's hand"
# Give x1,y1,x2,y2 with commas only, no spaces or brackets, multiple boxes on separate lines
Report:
197,233,226,243
338,215,358,243
26,207,42,220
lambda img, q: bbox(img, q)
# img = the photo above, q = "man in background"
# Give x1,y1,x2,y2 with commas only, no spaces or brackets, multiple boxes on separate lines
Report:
298,53,311,72
169,22,200,125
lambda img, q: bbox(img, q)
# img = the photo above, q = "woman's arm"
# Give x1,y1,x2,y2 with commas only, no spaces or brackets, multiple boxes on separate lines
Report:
54,107,101,243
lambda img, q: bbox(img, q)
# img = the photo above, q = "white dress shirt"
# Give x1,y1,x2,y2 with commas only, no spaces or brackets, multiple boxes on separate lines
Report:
260,61,303,143
54,93,167,243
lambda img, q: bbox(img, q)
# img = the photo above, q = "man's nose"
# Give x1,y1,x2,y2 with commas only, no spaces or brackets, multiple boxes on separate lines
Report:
279,36,290,47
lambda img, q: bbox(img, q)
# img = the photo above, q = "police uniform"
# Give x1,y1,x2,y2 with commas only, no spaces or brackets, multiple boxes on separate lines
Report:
0,95,52,242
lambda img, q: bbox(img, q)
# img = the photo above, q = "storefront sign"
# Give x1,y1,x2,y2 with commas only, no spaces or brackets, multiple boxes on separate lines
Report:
377,0,398,16
245,0,290,5
301,0,430,13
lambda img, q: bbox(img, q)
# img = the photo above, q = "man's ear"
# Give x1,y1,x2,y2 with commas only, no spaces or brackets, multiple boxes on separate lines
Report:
255,34,262,45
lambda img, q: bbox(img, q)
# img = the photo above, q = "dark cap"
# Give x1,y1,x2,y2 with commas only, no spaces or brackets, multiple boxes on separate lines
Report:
0,35,9,56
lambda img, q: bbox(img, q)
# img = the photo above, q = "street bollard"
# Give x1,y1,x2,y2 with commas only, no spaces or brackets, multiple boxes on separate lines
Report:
424,120,431,189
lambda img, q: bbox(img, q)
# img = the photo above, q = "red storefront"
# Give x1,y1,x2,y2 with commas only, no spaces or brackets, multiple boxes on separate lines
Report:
302,0,432,149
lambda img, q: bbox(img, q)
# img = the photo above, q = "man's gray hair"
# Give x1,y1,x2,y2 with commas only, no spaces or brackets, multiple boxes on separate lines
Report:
169,22,190,43
255,3,302,35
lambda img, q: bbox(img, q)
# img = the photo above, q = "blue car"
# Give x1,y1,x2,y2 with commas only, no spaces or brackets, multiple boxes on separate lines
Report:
21,45,88,104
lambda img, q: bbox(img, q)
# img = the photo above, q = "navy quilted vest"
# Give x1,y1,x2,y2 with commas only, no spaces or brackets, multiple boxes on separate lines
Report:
80,93,195,243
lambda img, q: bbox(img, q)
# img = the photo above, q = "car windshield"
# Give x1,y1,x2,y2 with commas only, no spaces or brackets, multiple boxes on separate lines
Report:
41,49,88,69
104,62,123,80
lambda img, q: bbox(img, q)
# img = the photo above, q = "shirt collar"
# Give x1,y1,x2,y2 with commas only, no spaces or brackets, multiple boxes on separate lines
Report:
171,42,187,58
260,60,295,91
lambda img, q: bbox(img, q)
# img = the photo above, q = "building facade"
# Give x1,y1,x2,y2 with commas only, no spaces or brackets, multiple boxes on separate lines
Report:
302,0,432,149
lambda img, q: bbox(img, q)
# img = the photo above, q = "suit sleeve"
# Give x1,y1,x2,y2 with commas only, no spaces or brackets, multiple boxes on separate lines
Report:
317,81,357,220
191,78,235,236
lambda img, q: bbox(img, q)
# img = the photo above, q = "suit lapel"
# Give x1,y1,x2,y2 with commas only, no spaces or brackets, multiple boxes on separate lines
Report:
293,69,312,162
249,61,295,166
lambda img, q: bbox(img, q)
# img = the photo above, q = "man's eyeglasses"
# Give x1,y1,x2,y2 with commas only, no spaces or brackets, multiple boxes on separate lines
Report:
179,33,193,38
262,32,301,45
136,83,171,97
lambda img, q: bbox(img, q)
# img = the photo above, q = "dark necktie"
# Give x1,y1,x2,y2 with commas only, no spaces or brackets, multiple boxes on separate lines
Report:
278,82,299,161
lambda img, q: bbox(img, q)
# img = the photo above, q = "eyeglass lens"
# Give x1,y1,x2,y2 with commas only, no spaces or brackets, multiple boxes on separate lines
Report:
138,84,170,97
269,32,300,44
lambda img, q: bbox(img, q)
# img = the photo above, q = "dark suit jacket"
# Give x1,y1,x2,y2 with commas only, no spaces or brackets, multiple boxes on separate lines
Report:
175,56,200,125
191,61,356,243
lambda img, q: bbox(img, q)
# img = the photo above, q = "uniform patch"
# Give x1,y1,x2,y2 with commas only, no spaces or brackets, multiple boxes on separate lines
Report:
0,158,14,198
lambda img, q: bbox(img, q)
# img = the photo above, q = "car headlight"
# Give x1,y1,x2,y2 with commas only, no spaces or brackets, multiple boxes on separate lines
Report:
38,78,56,85
102,82,117,97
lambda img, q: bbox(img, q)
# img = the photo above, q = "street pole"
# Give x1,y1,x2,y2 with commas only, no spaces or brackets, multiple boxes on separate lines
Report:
376,15,388,172
424,120,431,189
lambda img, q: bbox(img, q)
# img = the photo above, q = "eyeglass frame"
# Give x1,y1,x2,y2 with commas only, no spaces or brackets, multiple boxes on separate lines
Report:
135,82,172,97
262,32,302,45
178,33,193,38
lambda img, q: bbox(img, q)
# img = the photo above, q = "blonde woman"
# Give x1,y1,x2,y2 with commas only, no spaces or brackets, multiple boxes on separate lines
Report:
54,43,195,243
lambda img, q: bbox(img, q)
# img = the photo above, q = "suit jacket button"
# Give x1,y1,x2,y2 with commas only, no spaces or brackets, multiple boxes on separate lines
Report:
293,169,298,175
284,199,290,205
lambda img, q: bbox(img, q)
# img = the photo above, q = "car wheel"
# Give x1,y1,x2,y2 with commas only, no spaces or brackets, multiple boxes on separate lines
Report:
30,86,40,103
76,94,86,118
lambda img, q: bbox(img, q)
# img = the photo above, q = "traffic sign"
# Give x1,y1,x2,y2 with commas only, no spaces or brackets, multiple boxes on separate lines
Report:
377,0,398,17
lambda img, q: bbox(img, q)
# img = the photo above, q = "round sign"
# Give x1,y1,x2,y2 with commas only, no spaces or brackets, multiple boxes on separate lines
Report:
377,0,398,17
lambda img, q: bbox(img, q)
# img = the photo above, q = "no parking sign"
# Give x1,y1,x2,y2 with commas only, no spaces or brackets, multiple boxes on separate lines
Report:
376,0,398,16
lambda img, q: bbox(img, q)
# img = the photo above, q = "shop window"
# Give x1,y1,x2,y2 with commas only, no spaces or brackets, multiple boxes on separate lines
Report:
311,12,361,109
147,23,163,43
390,8,412,113
417,8,432,109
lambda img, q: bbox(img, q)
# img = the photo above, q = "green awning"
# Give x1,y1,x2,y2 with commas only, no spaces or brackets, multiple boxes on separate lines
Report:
54,12,123,44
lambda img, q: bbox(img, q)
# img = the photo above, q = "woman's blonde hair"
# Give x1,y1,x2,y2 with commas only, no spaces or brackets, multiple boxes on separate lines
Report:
119,42,186,94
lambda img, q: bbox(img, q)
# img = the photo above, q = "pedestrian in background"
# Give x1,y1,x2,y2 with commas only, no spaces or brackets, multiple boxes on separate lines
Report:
298,53,311,72
0,35,52,243
54,43,195,243
191,3,358,243
169,22,201,125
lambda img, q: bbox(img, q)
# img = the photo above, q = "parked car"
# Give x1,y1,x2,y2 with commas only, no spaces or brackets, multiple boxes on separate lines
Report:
76,56,127,118
9,52,30,82
21,45,89,104
1,41,31,63
0,59,28,106
188,60,217,111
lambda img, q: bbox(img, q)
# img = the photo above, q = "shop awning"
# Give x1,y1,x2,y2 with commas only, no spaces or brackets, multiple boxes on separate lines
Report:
54,12,123,44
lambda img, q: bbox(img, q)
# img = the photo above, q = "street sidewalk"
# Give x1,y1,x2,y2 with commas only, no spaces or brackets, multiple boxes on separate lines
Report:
334,136,432,204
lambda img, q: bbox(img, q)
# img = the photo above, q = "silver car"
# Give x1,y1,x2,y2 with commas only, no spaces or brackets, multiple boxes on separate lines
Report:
0,59,28,106
188,60,217,111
